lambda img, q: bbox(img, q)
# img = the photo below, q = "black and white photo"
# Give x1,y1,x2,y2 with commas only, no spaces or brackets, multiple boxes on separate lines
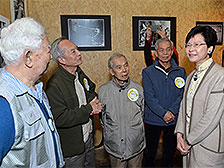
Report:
61,15,111,51
68,19,104,47
196,21,223,45
133,16,176,50
138,20,171,47
10,0,27,22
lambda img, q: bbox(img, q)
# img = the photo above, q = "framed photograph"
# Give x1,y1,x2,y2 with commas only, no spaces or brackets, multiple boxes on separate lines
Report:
196,21,223,45
222,50,224,67
61,15,111,51
0,15,10,37
10,0,27,22
0,15,9,67
132,16,176,50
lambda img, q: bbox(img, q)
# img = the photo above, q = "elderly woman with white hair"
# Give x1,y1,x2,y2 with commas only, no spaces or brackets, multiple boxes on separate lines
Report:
0,17,64,167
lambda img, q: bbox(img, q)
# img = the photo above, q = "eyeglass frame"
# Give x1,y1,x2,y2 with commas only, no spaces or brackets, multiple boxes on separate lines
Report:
184,42,207,49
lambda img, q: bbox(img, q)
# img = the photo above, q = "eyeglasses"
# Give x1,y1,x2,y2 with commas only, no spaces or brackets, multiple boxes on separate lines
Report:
184,42,206,49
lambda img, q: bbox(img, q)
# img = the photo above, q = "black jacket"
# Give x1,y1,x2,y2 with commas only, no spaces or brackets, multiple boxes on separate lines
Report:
46,65,97,157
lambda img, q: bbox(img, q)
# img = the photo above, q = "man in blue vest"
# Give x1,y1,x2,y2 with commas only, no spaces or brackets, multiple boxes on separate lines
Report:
0,17,64,167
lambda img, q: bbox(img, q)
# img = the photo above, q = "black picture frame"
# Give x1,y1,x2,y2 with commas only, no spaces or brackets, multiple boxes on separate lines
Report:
132,16,176,50
61,15,111,51
196,21,223,45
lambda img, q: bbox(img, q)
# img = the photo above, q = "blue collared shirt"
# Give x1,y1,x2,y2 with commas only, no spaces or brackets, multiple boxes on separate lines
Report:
2,67,44,102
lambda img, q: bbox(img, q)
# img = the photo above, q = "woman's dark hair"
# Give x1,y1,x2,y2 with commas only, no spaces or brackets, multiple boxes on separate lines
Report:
185,26,217,57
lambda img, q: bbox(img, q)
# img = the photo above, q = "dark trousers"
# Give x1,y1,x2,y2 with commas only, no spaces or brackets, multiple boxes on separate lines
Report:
64,134,95,168
143,124,177,168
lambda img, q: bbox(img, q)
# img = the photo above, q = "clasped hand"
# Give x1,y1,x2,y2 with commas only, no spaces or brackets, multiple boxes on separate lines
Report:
163,110,175,124
176,133,191,155
89,97,102,115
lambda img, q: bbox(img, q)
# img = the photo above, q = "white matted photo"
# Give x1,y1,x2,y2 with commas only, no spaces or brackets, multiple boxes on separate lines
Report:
10,0,27,22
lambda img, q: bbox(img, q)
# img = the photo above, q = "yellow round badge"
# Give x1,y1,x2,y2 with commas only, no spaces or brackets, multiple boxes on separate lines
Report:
174,77,185,88
83,78,90,91
127,88,139,101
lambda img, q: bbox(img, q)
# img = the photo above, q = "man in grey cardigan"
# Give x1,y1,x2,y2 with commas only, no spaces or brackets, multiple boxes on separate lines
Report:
98,52,145,168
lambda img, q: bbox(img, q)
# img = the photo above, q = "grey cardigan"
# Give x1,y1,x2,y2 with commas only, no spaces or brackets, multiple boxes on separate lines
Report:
98,78,146,160
175,61,224,167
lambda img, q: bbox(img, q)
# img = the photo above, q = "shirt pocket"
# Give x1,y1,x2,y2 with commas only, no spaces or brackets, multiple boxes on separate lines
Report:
19,108,45,141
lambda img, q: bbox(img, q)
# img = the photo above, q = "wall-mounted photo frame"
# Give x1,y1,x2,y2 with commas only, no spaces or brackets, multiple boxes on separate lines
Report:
132,16,176,50
222,50,224,67
196,21,223,45
0,15,9,67
0,15,10,35
10,0,27,22
61,15,111,51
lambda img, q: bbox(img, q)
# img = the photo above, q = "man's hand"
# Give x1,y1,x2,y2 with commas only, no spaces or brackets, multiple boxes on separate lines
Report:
146,24,152,40
156,27,167,38
89,97,102,115
176,133,191,155
163,110,175,124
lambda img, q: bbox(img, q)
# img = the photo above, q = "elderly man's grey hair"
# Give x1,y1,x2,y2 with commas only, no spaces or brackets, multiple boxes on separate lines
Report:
108,52,128,69
155,38,174,51
0,17,46,65
50,37,67,62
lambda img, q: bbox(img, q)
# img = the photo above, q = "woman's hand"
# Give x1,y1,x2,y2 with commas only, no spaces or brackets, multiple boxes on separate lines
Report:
176,133,191,155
